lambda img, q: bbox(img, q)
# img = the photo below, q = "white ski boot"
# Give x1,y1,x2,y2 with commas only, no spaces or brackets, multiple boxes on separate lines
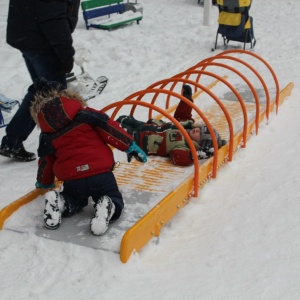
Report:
90,196,115,236
43,190,65,230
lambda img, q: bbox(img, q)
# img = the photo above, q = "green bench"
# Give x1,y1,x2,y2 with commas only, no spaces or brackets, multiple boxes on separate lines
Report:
81,0,143,30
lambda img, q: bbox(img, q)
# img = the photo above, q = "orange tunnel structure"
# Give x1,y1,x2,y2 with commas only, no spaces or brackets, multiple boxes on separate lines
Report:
0,50,294,263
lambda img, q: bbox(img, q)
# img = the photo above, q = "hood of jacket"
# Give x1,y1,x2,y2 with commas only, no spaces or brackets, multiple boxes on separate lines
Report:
30,88,86,133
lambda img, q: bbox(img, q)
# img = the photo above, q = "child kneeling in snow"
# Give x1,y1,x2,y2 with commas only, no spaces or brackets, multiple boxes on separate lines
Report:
30,78,147,235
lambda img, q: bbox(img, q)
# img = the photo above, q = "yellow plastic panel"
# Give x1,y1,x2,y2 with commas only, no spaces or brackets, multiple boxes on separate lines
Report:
0,181,62,229
218,12,242,26
120,177,194,263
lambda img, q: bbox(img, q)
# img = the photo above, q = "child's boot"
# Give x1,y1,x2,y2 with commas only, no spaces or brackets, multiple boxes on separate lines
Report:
90,196,115,236
43,190,65,230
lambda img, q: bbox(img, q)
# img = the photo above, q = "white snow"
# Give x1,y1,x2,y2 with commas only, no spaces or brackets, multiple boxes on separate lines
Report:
1,0,300,299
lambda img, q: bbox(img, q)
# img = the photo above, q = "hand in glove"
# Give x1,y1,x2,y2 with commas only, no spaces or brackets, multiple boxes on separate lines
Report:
126,142,147,163
35,181,56,189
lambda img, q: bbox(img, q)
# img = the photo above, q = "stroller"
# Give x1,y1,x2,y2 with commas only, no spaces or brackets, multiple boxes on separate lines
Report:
214,0,256,50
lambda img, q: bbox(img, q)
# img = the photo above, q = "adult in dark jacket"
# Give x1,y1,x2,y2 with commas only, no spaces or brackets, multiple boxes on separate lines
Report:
30,78,147,235
0,0,80,162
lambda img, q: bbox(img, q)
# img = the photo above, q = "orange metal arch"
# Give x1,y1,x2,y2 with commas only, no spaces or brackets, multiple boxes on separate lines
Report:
153,69,256,142
197,55,271,123
119,82,233,163
172,70,249,148
215,50,281,114
189,61,261,134
105,90,221,178
135,77,236,159
101,99,202,196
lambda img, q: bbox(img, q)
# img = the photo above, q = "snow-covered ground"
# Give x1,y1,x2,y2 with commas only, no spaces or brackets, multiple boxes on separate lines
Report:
1,0,300,299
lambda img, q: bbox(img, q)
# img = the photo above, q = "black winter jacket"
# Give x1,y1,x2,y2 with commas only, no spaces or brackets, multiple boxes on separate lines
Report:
6,0,80,69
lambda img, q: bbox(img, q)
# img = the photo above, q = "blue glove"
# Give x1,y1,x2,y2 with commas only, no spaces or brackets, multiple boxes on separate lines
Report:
35,181,56,189
126,142,147,163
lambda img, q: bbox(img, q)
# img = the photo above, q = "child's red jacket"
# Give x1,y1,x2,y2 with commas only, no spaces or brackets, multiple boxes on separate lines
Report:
35,96,133,186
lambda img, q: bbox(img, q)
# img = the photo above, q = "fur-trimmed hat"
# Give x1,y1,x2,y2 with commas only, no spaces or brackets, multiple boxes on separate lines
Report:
30,78,86,132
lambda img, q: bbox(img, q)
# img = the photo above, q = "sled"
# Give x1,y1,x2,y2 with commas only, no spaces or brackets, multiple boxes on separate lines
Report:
66,48,108,101
67,66,108,101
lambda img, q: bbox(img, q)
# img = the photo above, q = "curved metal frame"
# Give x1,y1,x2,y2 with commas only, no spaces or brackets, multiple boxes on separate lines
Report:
190,61,260,133
101,98,204,196
197,55,270,123
138,76,236,159
216,50,280,113
174,69,255,147
116,84,227,176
